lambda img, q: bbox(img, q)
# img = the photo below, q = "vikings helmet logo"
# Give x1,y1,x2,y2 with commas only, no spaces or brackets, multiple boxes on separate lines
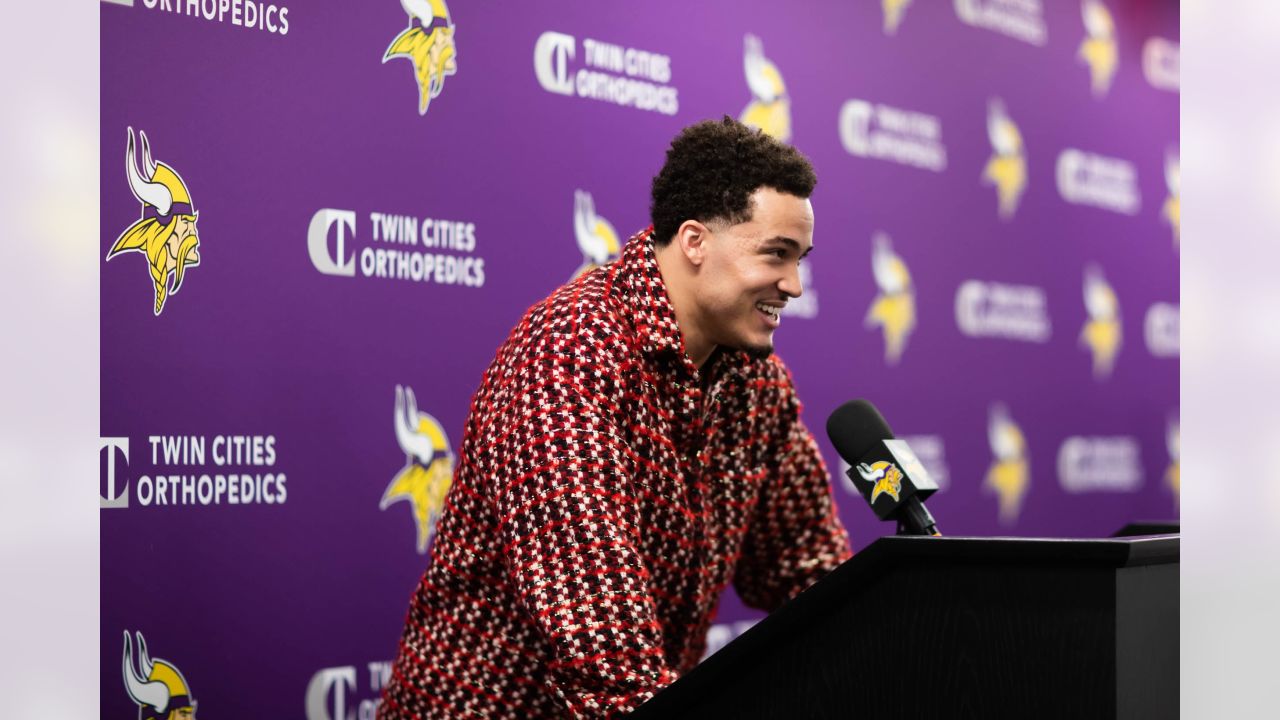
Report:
985,404,1029,525
739,34,792,142
1079,0,1119,97
572,190,620,279
122,631,197,720
1080,265,1122,379
857,461,904,504
982,99,1027,219
882,0,913,35
865,232,916,365
1166,417,1180,507
1163,150,1180,247
381,384,454,553
384,0,458,115
107,128,200,316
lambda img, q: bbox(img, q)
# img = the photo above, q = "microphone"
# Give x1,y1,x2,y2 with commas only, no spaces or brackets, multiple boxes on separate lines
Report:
825,399,941,537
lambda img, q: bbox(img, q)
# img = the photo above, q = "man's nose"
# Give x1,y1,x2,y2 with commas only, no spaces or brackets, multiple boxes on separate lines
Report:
778,263,804,298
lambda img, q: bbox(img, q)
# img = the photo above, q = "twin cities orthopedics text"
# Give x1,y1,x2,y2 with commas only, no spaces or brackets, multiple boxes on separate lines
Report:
136,434,287,507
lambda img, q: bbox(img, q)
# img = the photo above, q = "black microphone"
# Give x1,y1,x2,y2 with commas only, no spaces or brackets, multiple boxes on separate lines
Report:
825,399,941,537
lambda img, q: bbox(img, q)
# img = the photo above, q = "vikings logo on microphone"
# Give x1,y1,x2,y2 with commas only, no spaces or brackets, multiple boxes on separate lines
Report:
122,631,197,720
1080,265,1122,379
739,34,791,142
857,461,904,504
382,385,454,553
384,0,458,115
982,99,1027,219
107,128,201,316
1166,417,1180,507
865,232,916,365
1079,0,1119,97
882,0,913,35
1163,151,1180,247
572,190,620,279
985,404,1029,525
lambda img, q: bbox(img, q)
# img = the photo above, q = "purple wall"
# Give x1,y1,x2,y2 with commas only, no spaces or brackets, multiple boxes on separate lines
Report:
101,1,1178,716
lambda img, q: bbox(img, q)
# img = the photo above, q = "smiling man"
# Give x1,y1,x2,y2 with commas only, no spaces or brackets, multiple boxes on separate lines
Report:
379,117,852,719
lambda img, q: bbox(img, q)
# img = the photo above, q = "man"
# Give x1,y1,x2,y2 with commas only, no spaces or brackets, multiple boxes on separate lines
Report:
378,117,852,719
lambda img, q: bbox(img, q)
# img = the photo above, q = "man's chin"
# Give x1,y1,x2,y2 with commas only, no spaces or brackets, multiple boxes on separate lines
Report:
740,341,774,361
715,331,774,361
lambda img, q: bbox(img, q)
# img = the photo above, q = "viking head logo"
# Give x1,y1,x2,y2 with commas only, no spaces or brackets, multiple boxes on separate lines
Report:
1079,0,1118,97
985,404,1029,525
572,190,620,279
1080,265,1122,379
865,232,916,365
122,631,197,720
381,384,454,553
1163,150,1180,247
739,34,792,142
384,0,458,115
107,128,200,316
882,0,913,35
857,461,904,504
1166,416,1180,507
983,99,1027,219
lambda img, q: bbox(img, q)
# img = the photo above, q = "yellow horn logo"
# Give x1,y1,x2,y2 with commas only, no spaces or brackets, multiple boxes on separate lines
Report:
381,384,454,553
985,404,1029,525
865,232,916,365
857,461,904,504
107,128,201,316
739,34,792,142
1163,151,1180,248
982,99,1027,219
384,0,458,115
1079,0,1119,97
1080,265,1122,379
122,631,197,720
882,0,913,35
572,190,621,279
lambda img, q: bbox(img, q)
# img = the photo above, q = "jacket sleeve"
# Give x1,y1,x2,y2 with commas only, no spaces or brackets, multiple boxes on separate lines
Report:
487,329,677,718
732,365,853,612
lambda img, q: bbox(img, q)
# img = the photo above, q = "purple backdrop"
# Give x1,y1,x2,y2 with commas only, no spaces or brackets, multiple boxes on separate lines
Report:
101,1,1178,717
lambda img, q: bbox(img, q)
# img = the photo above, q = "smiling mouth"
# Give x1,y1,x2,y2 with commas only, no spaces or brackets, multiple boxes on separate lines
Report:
755,301,783,326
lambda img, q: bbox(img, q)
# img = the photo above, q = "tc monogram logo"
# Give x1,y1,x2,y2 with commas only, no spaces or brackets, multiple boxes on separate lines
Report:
534,31,576,96
308,209,357,277
305,666,357,720
101,437,130,509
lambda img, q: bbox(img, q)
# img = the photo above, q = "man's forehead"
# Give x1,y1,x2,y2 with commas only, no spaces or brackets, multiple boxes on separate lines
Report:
758,190,812,221
754,194,813,240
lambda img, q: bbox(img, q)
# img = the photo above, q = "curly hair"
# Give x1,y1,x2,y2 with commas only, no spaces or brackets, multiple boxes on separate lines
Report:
650,116,817,246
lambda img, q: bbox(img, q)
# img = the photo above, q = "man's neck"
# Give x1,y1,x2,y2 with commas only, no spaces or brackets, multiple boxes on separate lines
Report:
653,241,714,369
699,348,723,389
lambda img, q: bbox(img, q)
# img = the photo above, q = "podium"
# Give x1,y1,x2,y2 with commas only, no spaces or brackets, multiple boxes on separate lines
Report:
632,535,1178,719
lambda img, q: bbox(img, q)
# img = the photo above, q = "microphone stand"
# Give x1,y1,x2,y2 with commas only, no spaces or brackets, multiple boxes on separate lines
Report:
896,498,941,537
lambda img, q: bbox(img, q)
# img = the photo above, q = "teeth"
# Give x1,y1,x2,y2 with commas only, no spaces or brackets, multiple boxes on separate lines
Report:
756,303,780,317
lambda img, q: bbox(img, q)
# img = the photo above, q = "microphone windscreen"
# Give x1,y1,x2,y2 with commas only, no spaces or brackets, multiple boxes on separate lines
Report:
825,399,896,462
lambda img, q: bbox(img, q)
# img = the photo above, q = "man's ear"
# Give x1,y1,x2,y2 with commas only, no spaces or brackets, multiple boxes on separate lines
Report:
674,220,710,267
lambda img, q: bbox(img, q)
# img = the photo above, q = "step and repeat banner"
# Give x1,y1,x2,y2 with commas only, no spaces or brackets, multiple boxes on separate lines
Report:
101,0,1178,716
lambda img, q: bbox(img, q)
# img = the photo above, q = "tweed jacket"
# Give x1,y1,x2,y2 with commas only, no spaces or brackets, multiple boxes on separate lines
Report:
378,229,852,719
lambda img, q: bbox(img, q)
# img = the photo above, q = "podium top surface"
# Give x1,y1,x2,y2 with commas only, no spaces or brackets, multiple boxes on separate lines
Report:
863,533,1179,566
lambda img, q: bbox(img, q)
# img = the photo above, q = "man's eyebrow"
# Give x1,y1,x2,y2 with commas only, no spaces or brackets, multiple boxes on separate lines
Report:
763,236,814,258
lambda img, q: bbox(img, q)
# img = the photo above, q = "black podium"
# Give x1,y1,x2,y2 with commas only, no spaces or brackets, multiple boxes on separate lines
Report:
632,535,1178,720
